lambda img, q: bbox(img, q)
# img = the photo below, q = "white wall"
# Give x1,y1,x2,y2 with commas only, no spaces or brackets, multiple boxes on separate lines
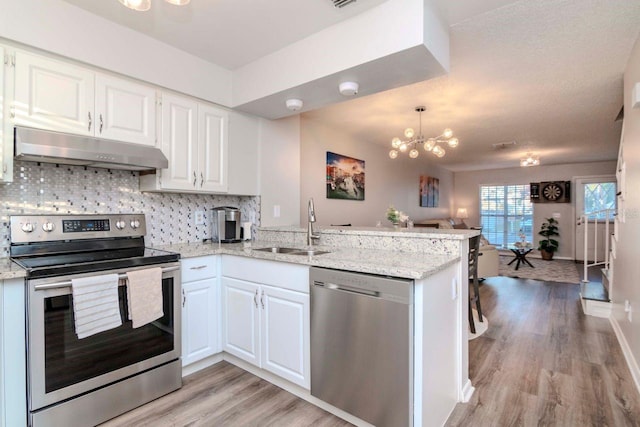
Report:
300,117,454,227
454,161,616,259
611,33,640,391
0,0,232,106
259,116,301,227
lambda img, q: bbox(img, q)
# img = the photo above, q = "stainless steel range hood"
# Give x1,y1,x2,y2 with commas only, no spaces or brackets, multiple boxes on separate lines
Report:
14,127,168,171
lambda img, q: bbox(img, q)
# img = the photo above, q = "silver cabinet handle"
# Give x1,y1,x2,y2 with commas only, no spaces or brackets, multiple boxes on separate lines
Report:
182,289,186,308
189,265,207,270
88,112,92,131
254,289,258,308
99,114,103,134
200,172,204,187
193,171,197,186
260,290,265,309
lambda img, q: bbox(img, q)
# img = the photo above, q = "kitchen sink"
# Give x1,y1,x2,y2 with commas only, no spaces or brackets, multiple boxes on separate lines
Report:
290,249,330,256
254,247,299,254
254,247,330,256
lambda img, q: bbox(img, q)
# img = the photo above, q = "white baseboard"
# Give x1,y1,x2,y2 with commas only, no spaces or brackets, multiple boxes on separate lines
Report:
580,293,612,318
182,353,224,377
610,316,640,396
461,379,475,402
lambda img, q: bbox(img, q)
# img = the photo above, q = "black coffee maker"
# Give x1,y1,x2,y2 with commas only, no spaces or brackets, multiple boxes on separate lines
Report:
212,206,241,243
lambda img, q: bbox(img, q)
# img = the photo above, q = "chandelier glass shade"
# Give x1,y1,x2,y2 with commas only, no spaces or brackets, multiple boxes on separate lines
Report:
389,106,459,159
118,0,190,11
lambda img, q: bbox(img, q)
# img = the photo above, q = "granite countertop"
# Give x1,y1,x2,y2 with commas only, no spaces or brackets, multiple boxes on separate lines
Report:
1,229,467,281
0,259,27,280
157,240,460,280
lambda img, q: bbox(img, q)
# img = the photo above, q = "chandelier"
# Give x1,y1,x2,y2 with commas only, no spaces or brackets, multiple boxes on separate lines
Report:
520,153,540,167
118,0,190,12
389,106,459,159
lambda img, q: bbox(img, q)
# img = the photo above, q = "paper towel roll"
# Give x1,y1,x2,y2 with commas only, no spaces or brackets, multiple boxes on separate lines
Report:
242,222,253,240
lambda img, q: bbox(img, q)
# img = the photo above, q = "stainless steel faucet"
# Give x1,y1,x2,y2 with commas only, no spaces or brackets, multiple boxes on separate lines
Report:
307,198,320,246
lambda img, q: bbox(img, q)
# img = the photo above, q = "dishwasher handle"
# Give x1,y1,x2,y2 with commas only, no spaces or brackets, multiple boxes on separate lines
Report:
314,281,380,298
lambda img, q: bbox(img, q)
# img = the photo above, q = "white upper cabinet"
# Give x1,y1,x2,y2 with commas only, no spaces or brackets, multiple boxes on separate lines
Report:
159,93,198,191
198,103,228,192
1,45,5,182
95,74,157,146
141,92,228,194
14,51,94,136
13,51,156,146
227,111,259,195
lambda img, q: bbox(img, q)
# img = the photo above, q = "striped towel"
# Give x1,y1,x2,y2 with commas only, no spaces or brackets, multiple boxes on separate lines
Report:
71,274,122,339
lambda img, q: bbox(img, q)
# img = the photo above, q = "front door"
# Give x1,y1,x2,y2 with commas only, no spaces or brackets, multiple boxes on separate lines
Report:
574,176,616,262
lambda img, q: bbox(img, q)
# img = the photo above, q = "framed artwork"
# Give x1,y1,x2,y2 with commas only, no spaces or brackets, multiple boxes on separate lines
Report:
420,175,439,207
326,152,365,200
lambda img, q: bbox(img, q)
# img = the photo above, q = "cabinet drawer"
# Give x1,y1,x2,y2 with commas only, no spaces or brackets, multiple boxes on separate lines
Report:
221,255,309,293
181,256,217,282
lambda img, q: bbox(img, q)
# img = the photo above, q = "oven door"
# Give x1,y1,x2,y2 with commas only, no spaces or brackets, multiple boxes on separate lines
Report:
27,263,181,411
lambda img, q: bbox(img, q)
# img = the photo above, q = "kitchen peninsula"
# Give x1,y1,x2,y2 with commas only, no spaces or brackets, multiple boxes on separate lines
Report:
1,226,478,427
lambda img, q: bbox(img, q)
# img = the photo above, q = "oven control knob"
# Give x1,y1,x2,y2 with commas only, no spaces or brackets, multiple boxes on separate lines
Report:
21,223,35,233
115,220,126,230
42,222,55,232
130,219,141,229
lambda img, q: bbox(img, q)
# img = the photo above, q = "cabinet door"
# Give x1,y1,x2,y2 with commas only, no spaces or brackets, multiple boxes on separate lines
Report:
261,285,310,389
160,93,198,191
14,51,94,135
227,111,259,195
95,74,156,146
0,46,4,182
221,277,259,366
182,278,218,366
198,104,228,193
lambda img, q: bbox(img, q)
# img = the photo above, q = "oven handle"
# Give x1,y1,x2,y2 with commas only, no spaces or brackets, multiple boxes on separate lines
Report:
33,265,180,291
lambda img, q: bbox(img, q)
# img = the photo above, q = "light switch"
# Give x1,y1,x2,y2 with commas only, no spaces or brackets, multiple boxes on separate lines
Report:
273,205,281,218
633,82,640,109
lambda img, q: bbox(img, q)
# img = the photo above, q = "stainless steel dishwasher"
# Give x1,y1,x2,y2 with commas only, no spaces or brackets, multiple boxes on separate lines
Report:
310,267,413,427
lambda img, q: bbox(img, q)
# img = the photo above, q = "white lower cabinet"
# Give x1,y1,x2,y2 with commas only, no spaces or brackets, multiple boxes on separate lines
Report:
181,256,219,367
221,256,310,389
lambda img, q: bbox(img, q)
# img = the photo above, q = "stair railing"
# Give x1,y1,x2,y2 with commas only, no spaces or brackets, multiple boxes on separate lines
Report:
581,208,615,283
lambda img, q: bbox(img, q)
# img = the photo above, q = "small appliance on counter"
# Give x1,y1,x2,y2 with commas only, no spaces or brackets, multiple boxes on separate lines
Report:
212,206,242,243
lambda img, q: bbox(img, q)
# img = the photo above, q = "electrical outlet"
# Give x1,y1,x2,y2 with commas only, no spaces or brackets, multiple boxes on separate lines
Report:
194,210,205,226
250,211,256,223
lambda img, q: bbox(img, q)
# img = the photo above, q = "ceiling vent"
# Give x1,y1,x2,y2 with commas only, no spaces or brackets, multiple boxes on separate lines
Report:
492,140,517,150
332,0,357,8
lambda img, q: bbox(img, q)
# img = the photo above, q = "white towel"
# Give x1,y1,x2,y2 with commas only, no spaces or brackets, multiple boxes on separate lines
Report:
71,274,122,339
126,267,163,328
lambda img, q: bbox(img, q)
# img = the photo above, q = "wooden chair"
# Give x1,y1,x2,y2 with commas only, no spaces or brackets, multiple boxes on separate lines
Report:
468,234,484,334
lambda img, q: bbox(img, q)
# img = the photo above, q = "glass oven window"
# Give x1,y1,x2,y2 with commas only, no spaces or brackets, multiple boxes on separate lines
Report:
44,278,174,393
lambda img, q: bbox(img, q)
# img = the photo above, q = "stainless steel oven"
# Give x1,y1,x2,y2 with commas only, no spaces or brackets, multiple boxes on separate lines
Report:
11,214,182,427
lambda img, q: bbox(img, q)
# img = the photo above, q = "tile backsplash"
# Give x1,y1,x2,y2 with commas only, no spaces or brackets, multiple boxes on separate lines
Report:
0,161,260,257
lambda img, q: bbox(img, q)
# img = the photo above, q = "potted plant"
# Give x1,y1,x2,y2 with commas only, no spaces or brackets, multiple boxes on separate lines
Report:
538,217,559,260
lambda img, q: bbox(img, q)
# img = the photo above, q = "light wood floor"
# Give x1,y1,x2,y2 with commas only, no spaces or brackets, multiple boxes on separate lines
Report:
447,276,640,426
100,361,350,427
103,276,640,427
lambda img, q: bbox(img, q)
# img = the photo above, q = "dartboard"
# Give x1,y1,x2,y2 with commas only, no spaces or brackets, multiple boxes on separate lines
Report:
542,183,563,201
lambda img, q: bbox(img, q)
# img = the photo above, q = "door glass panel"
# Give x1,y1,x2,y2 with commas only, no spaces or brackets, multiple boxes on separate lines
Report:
44,279,174,393
583,182,616,219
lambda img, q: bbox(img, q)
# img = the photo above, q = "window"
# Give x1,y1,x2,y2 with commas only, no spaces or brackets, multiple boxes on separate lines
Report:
480,185,533,247
584,182,616,220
